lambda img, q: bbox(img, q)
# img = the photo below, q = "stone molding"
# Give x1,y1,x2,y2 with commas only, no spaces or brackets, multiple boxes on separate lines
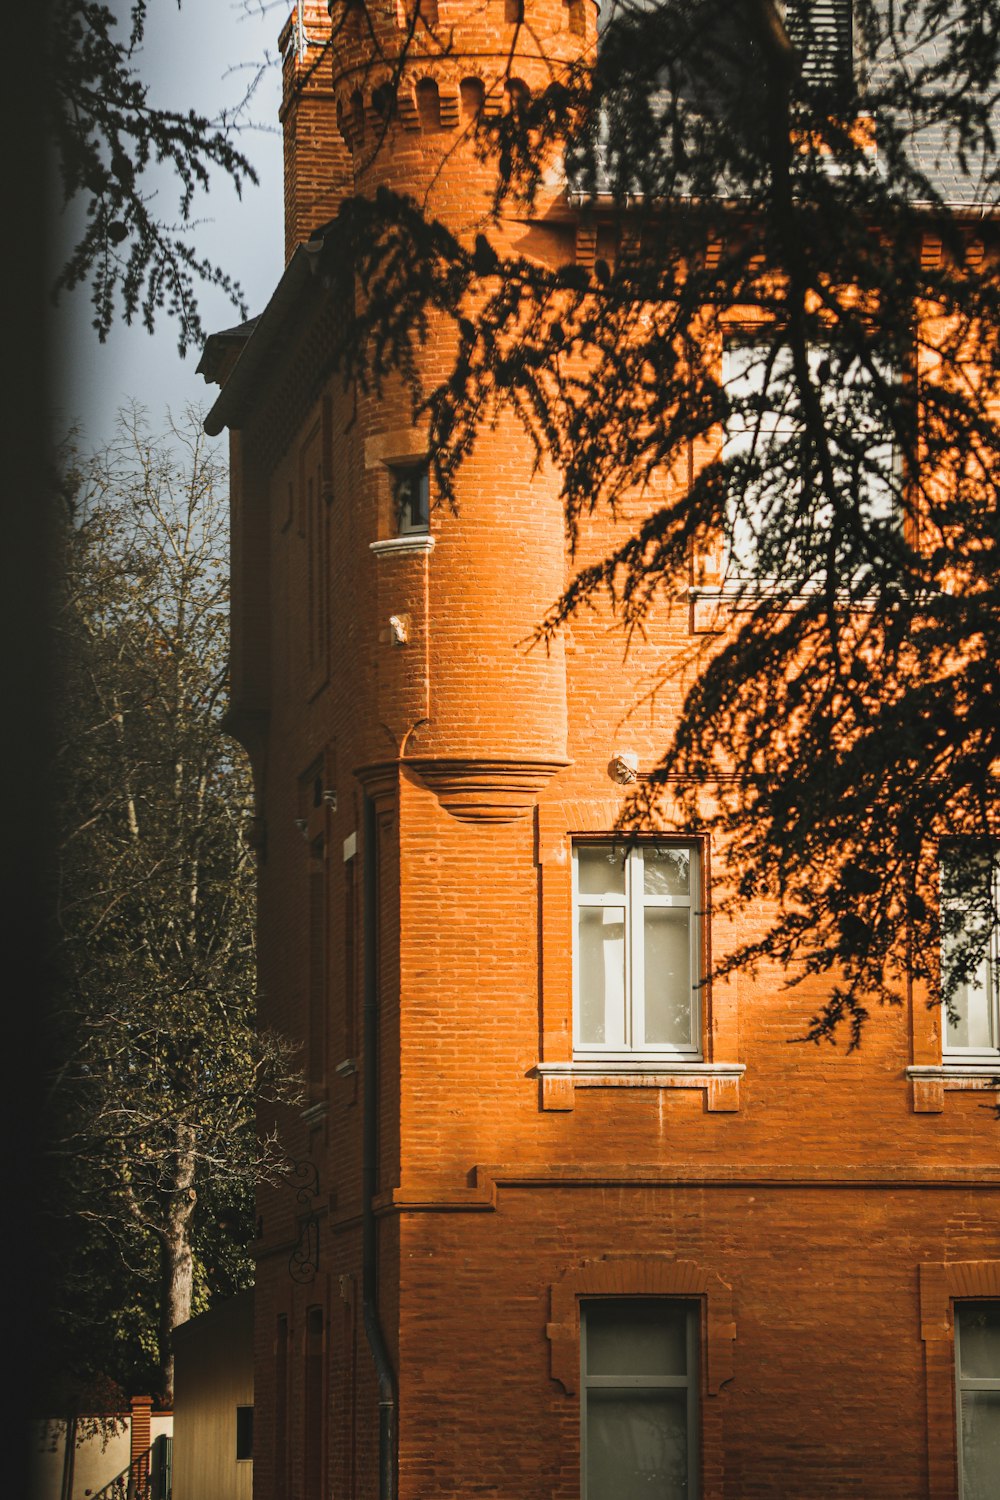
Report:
919,1259,1000,1500
546,1254,736,1397
405,756,571,823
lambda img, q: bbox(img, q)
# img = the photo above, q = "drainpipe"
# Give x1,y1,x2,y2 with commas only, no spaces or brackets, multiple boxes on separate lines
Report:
362,792,397,1500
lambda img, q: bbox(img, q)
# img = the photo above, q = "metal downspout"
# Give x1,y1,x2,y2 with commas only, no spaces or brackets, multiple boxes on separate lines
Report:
362,792,397,1500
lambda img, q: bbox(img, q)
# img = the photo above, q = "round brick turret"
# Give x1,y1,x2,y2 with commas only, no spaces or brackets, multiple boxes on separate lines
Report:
327,0,595,203
279,0,588,815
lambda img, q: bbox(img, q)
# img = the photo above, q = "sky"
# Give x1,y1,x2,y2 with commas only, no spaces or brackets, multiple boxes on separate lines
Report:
51,1,288,451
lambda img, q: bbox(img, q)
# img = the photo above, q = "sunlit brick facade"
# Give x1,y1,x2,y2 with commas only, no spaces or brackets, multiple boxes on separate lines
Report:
201,5,1000,1496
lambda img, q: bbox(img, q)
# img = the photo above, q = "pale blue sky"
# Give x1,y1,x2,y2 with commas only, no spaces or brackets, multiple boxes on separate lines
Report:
52,1,288,449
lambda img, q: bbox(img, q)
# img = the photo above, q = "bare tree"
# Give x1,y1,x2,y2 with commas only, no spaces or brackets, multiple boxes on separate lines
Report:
48,409,298,1405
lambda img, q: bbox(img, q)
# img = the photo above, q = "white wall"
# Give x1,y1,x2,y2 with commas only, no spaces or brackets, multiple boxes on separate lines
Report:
30,1413,173,1500
172,1293,253,1500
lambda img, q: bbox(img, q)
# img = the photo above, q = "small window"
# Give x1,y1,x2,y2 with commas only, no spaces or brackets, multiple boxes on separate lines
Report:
581,1299,699,1500
785,0,855,99
460,77,485,121
416,78,441,132
941,850,1000,1061
389,462,430,535
566,0,585,36
573,842,702,1059
954,1302,1000,1500
236,1405,254,1461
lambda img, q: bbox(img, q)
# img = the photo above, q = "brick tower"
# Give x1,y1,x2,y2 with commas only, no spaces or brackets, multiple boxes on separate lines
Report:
200,4,1000,1497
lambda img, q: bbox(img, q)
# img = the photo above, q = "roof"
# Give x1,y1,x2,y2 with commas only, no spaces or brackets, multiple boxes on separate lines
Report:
201,239,326,436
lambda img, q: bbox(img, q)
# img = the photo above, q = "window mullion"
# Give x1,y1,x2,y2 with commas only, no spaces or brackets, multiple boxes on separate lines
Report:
629,848,642,1051
990,870,1000,1050
690,851,701,1052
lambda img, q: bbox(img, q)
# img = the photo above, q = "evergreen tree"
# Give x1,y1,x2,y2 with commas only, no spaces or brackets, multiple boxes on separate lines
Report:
49,1,262,352
321,0,1000,1043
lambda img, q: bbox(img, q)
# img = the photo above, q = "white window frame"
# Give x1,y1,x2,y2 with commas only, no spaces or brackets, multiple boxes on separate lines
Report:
580,1298,700,1500
940,851,1000,1065
954,1301,1000,1500
721,338,898,583
572,841,702,1062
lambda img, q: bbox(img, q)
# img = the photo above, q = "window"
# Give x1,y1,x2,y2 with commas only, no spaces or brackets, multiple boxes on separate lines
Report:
304,1307,325,1500
941,851,1000,1061
573,842,701,1059
722,339,897,580
275,1316,288,1500
955,1303,1000,1500
581,1299,699,1500
236,1405,254,1461
785,0,854,97
389,461,430,535
597,2,854,100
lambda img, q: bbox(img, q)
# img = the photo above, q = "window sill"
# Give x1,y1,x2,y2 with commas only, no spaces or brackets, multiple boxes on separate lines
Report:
535,1060,744,1112
370,534,434,557
688,582,886,631
906,1063,1000,1113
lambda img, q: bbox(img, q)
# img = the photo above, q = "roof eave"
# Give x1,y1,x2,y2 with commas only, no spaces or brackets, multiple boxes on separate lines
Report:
203,236,327,437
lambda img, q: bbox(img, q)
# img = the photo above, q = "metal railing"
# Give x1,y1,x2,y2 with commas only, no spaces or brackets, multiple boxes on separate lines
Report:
88,1434,172,1500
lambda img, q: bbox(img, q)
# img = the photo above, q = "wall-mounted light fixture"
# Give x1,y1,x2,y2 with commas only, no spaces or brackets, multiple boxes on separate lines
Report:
608,751,639,785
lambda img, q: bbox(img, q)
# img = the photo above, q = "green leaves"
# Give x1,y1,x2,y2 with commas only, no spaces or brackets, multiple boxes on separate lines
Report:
48,2,258,352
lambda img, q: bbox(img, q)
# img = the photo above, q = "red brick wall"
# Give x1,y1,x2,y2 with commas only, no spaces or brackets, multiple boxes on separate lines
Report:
226,6,1000,1498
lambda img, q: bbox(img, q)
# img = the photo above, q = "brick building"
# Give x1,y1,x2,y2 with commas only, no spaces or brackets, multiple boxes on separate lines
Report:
199,3,1000,1496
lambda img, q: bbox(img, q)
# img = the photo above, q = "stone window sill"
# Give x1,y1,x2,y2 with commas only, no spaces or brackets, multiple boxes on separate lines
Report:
369,534,435,557
906,1062,1000,1113
535,1060,744,1112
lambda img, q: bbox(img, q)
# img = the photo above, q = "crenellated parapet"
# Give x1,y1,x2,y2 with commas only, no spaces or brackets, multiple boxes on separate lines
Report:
324,0,592,195
278,0,596,249
325,0,596,92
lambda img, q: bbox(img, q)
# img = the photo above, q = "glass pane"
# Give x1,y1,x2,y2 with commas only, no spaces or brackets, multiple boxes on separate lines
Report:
643,909,694,1047
961,1391,1000,1500
586,1301,688,1377
578,844,627,896
578,908,626,1046
946,964,994,1050
586,1389,689,1500
941,852,997,1050
643,846,691,897
958,1304,1000,1379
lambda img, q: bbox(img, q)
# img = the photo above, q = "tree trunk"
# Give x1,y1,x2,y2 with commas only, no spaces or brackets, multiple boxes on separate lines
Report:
157,1126,197,1407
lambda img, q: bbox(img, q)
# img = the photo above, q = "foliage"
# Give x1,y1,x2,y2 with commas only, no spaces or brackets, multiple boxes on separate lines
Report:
46,410,299,1408
322,0,999,1042
49,1,263,353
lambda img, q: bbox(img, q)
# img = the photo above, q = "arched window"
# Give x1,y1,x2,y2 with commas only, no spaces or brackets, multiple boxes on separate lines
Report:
416,78,442,132
460,76,485,122
505,76,530,114
372,83,397,121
